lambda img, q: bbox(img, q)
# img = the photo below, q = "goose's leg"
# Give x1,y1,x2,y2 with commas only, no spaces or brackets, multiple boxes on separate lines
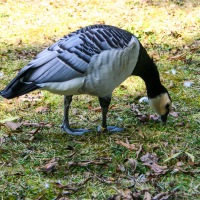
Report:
61,95,91,135
98,97,124,132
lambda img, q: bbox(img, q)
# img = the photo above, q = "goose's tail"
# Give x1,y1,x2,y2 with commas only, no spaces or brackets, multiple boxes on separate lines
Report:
0,77,39,99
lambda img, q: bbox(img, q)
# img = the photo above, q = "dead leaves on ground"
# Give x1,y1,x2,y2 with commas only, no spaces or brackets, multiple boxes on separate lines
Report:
2,121,53,131
115,139,137,150
115,139,168,175
141,153,168,175
130,104,161,123
131,103,179,124
36,158,59,173
37,158,114,198
4,121,22,131
55,177,91,193
35,106,51,113
0,120,53,142
36,155,199,199
107,147,198,199
169,45,199,63
37,158,111,174
108,188,179,200
66,159,110,168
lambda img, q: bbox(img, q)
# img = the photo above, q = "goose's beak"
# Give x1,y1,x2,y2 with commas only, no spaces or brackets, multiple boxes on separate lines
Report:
161,113,168,123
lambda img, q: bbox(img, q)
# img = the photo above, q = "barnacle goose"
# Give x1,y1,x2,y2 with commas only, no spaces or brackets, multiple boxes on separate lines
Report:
0,25,172,135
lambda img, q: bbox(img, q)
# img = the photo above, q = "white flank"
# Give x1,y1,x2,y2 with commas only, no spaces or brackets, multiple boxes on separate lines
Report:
37,77,85,95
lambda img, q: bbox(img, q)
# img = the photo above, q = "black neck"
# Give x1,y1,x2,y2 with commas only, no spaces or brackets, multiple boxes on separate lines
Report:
132,42,167,98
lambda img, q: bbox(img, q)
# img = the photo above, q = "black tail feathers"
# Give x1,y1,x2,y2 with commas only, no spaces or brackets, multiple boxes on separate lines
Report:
0,79,39,99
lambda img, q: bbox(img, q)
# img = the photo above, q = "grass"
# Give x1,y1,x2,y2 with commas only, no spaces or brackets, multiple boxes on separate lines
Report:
0,0,200,199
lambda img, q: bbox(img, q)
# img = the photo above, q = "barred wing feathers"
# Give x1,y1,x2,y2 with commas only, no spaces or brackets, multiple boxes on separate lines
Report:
0,25,134,99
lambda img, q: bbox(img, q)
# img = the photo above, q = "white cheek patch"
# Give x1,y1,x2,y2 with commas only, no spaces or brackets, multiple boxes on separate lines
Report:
149,93,171,116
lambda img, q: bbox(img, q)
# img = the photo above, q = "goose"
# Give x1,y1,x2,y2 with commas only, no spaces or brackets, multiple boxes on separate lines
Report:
0,25,172,135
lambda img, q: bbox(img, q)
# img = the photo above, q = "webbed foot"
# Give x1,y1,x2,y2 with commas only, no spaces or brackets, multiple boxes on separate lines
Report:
97,125,124,133
61,124,91,135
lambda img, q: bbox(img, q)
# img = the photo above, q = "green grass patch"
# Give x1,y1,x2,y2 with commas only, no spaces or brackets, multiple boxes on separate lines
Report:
0,0,199,199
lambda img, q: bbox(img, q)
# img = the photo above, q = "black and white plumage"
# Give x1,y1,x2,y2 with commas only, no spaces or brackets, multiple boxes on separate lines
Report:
0,25,172,135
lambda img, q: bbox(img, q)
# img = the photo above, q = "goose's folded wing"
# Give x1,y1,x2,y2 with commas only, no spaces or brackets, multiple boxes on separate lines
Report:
1,25,134,98
21,25,134,84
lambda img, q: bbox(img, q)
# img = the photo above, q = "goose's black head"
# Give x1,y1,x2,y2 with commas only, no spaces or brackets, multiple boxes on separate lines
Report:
149,90,172,123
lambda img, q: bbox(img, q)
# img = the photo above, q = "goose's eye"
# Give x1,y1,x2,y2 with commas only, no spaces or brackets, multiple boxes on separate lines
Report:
165,103,170,110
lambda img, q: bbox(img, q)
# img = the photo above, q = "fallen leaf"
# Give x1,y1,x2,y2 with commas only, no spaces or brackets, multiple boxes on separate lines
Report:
149,114,160,121
37,158,58,173
89,104,116,112
112,188,134,200
136,144,143,159
0,137,6,145
95,175,114,184
126,158,137,172
5,121,22,131
118,164,126,172
140,153,158,163
176,162,184,167
6,172,24,176
143,162,168,175
141,153,168,175
29,127,41,141
35,106,50,113
2,120,52,131
55,177,91,189
18,93,43,102
137,115,149,122
89,106,102,112
54,177,92,198
168,80,174,88
22,122,53,128
169,111,178,117
169,52,186,61
152,191,172,200
67,160,108,167
115,139,136,150
175,122,185,127
177,167,200,175
144,191,151,200
171,31,181,38
131,104,142,115
188,160,197,166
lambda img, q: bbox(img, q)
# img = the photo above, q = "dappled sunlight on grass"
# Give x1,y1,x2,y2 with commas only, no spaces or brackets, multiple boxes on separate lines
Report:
0,0,199,199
